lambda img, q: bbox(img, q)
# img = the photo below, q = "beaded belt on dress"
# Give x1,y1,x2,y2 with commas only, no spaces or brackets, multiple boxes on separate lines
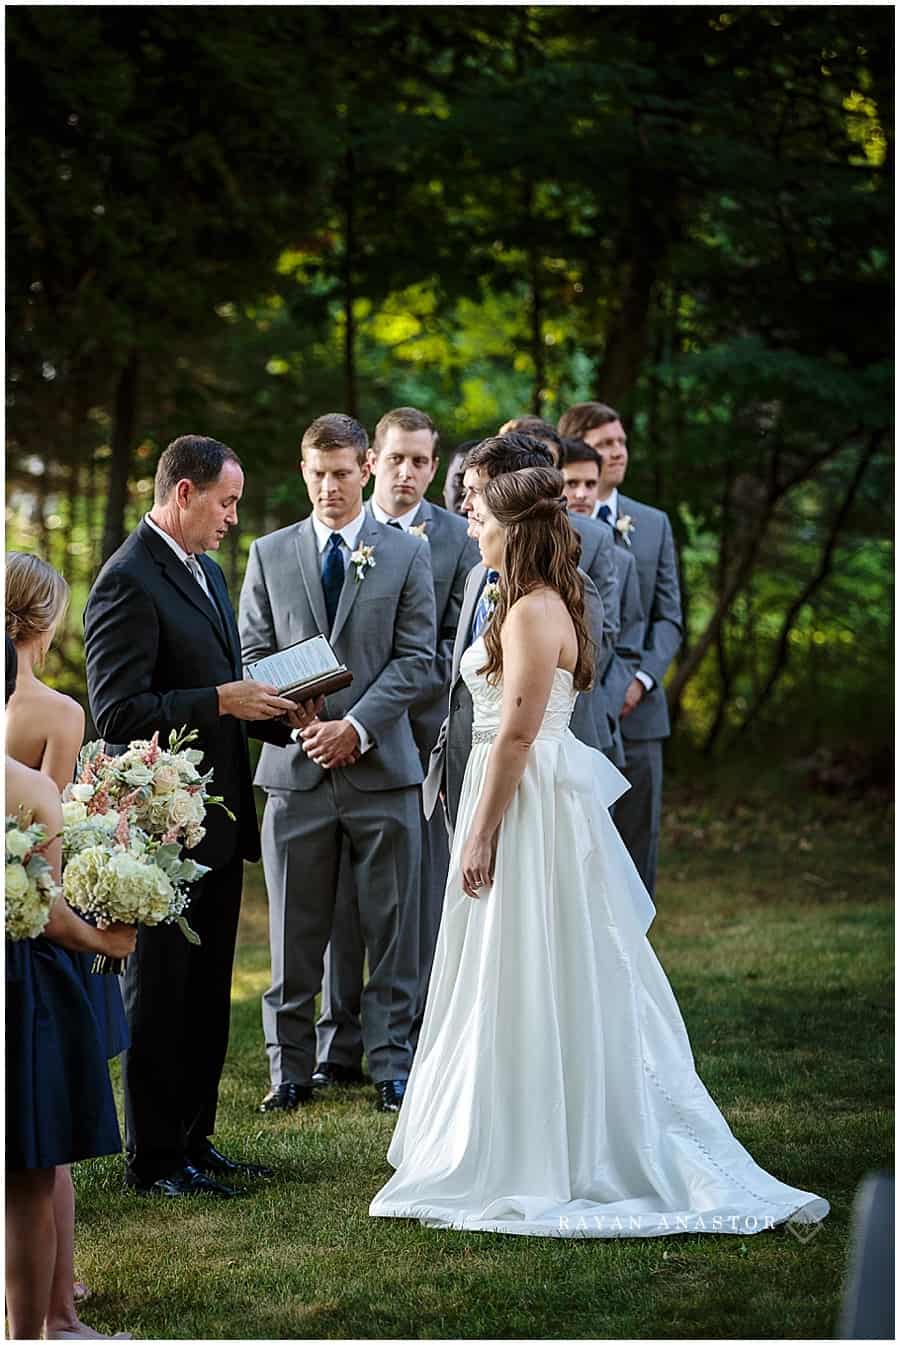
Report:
471,727,497,744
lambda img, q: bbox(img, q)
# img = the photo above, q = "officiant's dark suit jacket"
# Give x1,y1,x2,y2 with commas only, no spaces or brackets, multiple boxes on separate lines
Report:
84,519,290,872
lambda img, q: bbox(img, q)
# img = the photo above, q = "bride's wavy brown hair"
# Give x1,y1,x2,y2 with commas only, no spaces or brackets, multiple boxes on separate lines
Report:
479,467,595,692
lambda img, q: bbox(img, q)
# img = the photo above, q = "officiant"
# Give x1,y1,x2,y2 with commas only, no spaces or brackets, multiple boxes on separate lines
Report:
84,434,318,1199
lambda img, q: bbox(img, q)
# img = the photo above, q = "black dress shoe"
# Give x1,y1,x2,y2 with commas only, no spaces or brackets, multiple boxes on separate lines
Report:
188,1139,275,1179
311,1061,366,1088
258,1082,314,1113
374,1080,407,1113
123,1163,245,1198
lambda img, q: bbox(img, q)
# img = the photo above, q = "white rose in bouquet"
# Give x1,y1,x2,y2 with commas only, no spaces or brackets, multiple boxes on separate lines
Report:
6,828,32,861
61,800,88,826
151,763,180,795
123,762,154,788
70,783,96,803
6,861,29,898
168,789,202,829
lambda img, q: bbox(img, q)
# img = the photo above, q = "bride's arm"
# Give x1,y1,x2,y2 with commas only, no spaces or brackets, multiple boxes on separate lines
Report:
461,593,562,898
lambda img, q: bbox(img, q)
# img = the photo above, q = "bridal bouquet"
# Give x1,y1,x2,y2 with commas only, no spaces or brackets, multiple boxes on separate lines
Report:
60,727,229,973
5,813,59,941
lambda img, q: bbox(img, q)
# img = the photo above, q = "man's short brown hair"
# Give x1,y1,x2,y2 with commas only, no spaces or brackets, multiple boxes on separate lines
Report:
300,413,369,466
498,416,562,457
463,433,554,479
372,406,439,458
557,401,622,441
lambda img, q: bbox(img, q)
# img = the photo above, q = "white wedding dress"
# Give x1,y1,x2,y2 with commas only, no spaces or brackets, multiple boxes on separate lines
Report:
370,638,829,1238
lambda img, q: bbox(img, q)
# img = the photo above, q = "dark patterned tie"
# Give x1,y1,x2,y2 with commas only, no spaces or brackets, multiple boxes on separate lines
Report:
321,533,345,631
471,570,500,642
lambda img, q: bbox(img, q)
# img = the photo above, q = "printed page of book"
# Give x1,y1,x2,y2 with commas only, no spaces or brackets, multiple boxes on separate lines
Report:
247,636,340,692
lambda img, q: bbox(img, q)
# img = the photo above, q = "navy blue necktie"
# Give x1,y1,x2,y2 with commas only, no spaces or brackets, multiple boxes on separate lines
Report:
597,504,613,526
321,533,345,631
471,570,500,642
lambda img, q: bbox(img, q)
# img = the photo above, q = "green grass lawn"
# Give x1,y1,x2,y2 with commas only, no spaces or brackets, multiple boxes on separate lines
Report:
71,767,893,1340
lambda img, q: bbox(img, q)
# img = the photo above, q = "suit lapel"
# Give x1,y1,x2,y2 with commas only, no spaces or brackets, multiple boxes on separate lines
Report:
139,522,232,657
330,514,379,645
412,499,434,529
199,556,241,668
296,519,330,635
452,562,486,683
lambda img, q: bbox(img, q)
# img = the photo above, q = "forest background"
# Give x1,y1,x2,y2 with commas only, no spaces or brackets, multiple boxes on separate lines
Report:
6,5,893,769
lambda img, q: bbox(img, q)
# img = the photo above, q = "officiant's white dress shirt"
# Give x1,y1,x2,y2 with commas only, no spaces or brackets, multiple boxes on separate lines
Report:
144,512,216,602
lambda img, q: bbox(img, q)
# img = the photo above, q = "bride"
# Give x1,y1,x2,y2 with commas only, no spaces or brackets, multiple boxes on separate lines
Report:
370,466,829,1239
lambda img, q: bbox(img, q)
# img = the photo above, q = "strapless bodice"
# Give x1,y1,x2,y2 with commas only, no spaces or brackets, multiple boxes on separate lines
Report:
460,637,577,744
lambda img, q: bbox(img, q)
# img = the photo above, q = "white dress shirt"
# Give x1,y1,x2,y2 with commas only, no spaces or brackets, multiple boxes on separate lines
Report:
592,488,619,523
144,512,212,601
299,509,372,754
370,498,422,531
592,491,653,693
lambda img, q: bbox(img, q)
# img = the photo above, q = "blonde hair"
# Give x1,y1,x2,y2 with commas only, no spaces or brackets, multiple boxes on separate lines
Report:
6,552,69,648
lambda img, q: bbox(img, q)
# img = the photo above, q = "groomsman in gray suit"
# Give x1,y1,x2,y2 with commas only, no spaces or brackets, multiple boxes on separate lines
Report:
423,433,609,834
238,413,436,1114
558,402,683,896
558,436,645,767
315,407,479,1077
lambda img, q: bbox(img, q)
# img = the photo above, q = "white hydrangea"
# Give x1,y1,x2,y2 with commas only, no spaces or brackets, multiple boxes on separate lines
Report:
63,844,177,928
5,819,58,940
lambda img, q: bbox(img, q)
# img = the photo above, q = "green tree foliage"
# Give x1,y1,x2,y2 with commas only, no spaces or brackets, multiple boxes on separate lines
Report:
5,6,893,754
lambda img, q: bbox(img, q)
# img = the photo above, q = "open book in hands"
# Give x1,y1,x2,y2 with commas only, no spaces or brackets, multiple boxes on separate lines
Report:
243,634,353,704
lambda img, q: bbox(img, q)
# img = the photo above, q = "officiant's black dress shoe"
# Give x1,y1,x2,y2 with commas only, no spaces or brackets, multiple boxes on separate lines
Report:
258,1082,314,1113
374,1080,407,1113
188,1139,275,1180
311,1061,366,1088
123,1163,245,1198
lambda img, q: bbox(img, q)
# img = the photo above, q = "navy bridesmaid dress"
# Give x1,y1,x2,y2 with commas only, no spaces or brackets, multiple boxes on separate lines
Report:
67,947,130,1058
6,935,121,1169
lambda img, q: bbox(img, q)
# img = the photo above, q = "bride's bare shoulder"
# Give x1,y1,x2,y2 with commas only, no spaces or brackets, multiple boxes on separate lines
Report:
505,587,569,628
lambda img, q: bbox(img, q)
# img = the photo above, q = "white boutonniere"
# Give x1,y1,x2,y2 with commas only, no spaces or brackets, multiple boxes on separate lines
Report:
615,514,635,546
409,522,428,540
350,543,376,582
483,578,501,614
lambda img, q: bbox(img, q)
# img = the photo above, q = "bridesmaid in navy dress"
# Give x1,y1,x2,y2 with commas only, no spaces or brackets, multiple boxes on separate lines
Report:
5,562,131,1341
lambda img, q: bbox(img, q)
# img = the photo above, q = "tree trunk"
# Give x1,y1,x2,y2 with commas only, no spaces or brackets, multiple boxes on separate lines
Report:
528,240,544,414
667,499,774,718
733,431,882,739
101,351,139,565
342,147,358,418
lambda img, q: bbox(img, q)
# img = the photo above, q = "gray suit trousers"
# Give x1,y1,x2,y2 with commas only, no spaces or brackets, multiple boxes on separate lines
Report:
612,738,663,898
316,788,449,1065
261,775,421,1086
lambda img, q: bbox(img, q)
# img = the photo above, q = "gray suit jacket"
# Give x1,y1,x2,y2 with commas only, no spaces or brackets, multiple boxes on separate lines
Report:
612,493,683,741
365,498,479,769
568,512,620,753
239,512,436,792
422,560,606,829
601,545,645,765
